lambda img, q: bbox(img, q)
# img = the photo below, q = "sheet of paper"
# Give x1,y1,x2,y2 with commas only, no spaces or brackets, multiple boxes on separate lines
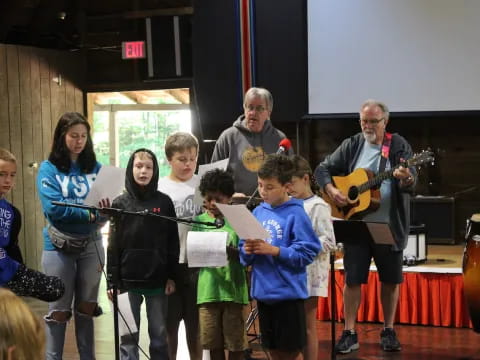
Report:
193,158,229,207
366,222,396,245
108,292,138,337
186,231,228,267
198,158,229,177
215,203,270,240
84,165,125,206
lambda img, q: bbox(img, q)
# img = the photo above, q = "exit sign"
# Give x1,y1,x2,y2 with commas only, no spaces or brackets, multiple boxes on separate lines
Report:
122,41,146,59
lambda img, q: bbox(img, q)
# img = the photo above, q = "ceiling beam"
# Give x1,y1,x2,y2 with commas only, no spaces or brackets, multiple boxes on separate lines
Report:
166,89,189,104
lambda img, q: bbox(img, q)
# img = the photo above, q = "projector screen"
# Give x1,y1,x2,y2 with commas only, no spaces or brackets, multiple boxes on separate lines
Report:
307,0,480,114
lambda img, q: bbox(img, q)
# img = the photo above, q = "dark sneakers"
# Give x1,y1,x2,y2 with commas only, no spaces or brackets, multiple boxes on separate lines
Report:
335,330,360,354
380,328,402,351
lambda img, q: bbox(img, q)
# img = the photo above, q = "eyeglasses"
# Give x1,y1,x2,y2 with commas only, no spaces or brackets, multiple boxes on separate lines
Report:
360,118,384,126
245,104,267,113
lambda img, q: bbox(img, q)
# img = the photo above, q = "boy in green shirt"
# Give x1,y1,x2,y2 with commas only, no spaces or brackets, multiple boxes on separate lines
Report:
194,169,249,360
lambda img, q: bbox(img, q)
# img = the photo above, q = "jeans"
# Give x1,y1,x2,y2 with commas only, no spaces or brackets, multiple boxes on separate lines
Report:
120,291,168,360
42,239,105,360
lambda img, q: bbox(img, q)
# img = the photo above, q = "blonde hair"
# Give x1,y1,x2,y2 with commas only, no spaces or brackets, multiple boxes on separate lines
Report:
164,132,199,160
0,148,16,164
134,151,153,161
0,289,45,360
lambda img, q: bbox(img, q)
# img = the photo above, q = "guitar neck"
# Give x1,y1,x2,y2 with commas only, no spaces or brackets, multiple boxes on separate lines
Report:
336,151,433,217
357,168,395,194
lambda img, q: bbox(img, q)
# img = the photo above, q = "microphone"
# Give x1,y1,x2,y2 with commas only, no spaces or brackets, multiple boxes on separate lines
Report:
276,138,292,154
214,217,225,228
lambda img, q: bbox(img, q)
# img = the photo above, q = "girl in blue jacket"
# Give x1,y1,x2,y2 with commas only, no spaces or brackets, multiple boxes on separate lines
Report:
37,112,106,360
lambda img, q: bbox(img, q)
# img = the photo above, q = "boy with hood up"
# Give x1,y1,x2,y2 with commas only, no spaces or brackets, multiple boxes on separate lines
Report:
107,148,180,360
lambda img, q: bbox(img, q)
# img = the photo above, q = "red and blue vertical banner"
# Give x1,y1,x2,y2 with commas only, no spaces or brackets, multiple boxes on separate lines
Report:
235,0,256,100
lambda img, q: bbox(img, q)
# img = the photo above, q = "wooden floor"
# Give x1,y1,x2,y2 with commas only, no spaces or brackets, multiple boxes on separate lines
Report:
25,244,480,360
247,321,480,360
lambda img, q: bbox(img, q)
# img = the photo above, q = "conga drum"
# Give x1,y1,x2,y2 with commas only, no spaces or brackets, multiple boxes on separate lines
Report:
463,214,480,332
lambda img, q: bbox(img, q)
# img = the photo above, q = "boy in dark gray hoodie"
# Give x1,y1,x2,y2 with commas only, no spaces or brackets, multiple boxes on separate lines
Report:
107,148,179,360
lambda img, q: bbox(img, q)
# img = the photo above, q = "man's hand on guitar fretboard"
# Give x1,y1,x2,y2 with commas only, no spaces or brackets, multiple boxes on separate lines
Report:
393,159,414,184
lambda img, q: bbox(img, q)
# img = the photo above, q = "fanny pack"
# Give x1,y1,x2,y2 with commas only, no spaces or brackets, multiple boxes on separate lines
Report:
47,224,91,253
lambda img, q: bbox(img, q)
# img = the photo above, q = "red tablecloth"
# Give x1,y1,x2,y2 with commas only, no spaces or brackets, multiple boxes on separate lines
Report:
317,270,472,328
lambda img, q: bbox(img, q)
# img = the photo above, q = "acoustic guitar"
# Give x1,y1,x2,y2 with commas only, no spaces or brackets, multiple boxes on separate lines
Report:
322,150,434,219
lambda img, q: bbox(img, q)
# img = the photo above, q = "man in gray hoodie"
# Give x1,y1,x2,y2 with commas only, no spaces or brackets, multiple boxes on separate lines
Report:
211,87,292,196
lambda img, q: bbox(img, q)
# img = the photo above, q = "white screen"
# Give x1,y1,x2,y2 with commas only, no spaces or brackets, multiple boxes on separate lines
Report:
307,0,480,114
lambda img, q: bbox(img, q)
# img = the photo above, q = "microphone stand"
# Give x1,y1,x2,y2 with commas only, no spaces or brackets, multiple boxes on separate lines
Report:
112,283,120,360
51,201,223,360
51,201,224,228
245,189,259,209
330,249,337,360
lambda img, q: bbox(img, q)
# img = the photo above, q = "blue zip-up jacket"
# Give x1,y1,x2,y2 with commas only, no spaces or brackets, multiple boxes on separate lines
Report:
239,198,321,303
37,160,102,250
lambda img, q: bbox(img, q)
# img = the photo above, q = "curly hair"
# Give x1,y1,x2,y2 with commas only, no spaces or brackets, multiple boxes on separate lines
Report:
199,169,235,198
48,112,96,173
258,154,295,185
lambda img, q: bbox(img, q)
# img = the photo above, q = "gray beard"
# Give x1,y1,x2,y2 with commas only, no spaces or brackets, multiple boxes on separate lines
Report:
363,132,377,144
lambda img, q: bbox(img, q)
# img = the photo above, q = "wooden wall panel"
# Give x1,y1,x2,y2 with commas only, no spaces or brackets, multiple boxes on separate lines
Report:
6,45,25,257
49,53,66,136
0,44,85,270
30,50,45,269
18,46,37,269
39,49,53,160
65,77,75,111
75,88,84,113
0,45,9,149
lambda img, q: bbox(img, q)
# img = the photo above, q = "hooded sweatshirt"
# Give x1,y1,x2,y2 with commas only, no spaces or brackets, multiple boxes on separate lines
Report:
239,198,321,304
0,199,22,285
211,115,292,196
107,149,180,290
37,160,102,250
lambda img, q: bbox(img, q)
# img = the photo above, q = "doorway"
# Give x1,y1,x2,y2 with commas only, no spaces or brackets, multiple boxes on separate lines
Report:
89,89,191,177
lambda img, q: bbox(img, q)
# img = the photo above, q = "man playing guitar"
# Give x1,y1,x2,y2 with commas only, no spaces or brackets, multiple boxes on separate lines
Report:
315,99,415,354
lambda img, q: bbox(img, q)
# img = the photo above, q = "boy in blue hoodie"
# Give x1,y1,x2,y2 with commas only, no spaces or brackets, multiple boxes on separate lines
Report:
239,154,321,360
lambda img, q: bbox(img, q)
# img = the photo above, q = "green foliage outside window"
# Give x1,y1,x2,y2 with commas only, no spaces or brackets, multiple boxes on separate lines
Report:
93,110,191,178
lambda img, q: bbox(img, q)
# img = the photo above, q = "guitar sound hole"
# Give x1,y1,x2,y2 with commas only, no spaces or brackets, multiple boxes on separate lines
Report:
348,186,359,201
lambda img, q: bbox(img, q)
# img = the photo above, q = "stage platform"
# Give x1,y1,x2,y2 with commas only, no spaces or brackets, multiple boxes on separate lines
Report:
317,244,473,328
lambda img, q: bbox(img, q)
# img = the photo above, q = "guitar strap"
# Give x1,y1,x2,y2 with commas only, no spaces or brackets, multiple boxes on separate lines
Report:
379,132,392,173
